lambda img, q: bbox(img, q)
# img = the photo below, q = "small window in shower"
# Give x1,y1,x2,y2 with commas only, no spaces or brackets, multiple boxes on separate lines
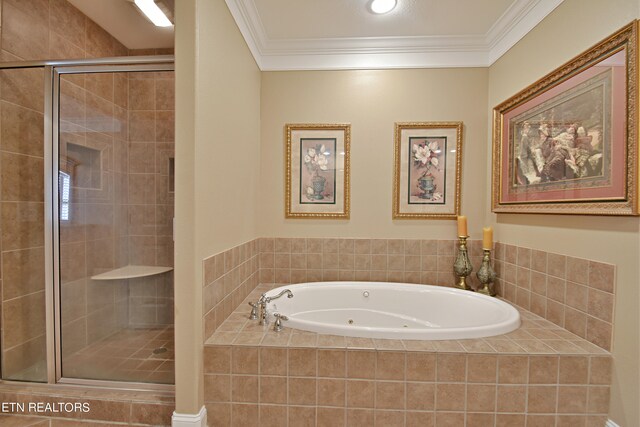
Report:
65,143,102,189
59,172,71,221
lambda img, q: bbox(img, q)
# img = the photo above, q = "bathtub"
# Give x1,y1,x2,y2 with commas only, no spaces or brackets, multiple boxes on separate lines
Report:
264,281,521,340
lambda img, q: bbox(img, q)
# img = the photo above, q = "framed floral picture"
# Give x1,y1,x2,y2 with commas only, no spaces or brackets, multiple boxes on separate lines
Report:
285,123,350,218
393,122,463,219
492,22,638,215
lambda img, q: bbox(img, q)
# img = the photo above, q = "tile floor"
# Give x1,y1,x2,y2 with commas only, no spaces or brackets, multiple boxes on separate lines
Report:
63,326,174,384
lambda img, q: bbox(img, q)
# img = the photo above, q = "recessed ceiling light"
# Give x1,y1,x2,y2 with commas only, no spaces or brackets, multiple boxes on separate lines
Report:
134,0,173,27
370,0,397,14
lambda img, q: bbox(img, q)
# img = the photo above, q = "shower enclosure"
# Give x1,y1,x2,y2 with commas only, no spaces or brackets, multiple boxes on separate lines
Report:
0,56,175,388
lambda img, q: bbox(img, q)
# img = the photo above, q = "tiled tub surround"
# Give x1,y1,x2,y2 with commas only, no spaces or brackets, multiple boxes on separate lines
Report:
493,243,615,351
200,238,616,425
202,239,261,341
258,238,482,289
257,238,615,352
204,283,612,427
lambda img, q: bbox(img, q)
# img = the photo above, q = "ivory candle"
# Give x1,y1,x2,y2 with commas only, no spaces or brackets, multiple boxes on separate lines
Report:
457,216,467,237
483,227,493,249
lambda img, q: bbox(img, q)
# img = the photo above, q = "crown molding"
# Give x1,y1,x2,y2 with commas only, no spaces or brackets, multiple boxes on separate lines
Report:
224,0,266,68
486,0,564,64
225,0,564,71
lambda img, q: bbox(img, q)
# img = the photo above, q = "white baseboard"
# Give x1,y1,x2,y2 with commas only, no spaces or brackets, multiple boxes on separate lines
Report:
171,407,615,427
172,406,207,427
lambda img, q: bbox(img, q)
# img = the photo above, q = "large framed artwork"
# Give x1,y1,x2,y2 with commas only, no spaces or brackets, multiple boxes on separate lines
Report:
492,22,638,215
285,123,350,219
393,122,463,219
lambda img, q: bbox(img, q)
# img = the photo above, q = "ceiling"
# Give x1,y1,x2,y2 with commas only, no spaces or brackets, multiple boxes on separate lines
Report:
68,0,174,49
226,0,564,70
66,0,564,69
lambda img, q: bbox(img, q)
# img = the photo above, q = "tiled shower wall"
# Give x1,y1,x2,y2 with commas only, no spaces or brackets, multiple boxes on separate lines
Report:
126,71,175,328
0,0,130,380
0,66,49,380
59,70,176,342
58,71,130,359
204,238,615,352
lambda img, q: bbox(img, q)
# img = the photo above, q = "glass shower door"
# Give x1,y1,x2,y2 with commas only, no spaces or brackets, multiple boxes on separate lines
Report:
56,67,175,385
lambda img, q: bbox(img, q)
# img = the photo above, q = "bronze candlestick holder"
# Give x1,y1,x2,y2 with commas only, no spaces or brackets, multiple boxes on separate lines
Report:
453,235,473,290
476,249,497,296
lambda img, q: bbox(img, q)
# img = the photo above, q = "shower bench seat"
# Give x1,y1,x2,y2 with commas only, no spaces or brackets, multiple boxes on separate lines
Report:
90,265,173,281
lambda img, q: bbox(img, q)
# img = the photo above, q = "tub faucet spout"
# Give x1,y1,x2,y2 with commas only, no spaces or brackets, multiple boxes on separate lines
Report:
257,290,293,325
264,289,294,303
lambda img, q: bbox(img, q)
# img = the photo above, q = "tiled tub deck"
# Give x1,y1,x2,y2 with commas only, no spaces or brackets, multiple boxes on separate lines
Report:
204,283,612,427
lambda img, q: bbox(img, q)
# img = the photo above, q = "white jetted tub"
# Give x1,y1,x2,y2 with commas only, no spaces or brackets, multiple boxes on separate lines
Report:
264,281,520,340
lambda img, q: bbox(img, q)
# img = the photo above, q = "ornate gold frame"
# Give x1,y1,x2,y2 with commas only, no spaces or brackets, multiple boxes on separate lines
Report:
393,121,463,219
285,123,351,219
492,21,639,215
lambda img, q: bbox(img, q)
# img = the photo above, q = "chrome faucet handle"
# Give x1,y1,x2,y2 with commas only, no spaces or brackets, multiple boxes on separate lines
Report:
248,302,258,320
273,313,288,332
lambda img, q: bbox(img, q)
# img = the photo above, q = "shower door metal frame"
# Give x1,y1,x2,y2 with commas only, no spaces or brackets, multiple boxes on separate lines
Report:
0,56,174,391
52,57,175,390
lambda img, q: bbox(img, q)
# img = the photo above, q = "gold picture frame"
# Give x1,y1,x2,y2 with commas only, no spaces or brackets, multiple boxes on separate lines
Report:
393,121,463,219
285,123,351,219
492,21,638,215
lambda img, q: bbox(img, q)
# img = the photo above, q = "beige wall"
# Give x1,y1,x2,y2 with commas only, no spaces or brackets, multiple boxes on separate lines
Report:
488,0,640,424
260,69,489,240
174,0,261,414
175,0,198,413
192,2,260,259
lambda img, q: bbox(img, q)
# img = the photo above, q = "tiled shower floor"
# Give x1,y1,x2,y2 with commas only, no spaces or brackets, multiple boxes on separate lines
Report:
63,326,174,384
